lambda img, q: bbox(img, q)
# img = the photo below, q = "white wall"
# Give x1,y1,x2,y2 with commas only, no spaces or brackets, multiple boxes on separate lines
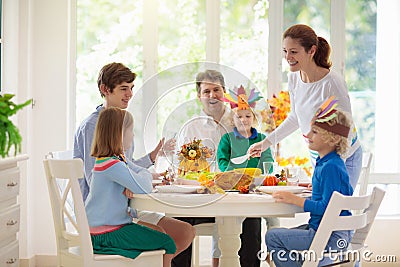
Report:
29,0,70,257
4,0,71,259
3,0,400,264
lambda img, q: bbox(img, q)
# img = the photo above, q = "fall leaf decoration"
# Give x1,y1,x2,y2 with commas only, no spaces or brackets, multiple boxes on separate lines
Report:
267,90,291,129
197,174,225,194
260,108,276,133
276,155,313,177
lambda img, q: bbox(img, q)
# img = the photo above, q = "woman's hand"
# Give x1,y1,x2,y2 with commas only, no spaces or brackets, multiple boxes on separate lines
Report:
248,139,271,158
272,191,305,208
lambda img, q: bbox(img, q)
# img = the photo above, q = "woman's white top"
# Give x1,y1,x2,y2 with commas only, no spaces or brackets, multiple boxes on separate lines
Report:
266,70,360,158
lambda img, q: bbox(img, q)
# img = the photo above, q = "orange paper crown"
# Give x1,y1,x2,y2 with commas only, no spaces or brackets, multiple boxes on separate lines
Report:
222,85,262,110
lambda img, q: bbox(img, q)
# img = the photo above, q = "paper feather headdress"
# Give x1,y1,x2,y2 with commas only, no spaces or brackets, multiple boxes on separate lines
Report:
311,96,350,138
222,85,262,110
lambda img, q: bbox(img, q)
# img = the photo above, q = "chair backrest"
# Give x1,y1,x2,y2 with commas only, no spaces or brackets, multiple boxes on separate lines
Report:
43,158,94,266
302,187,385,267
47,150,74,159
47,150,76,216
358,152,373,196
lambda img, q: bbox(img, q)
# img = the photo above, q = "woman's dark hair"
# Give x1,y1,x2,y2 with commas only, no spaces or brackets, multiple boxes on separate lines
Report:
283,24,332,69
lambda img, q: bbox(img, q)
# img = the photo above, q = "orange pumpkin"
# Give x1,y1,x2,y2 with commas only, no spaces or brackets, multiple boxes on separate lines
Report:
263,175,279,186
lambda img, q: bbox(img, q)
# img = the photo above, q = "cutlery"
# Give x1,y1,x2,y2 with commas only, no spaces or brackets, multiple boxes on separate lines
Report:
230,153,250,164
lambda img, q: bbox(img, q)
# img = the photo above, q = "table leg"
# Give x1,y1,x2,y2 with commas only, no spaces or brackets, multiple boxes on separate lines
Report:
216,216,245,267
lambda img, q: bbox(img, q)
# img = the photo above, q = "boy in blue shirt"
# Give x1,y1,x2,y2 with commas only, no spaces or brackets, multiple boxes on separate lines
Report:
265,97,354,267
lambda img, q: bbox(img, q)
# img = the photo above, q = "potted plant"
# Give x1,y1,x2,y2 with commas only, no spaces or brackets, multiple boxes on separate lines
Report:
0,93,32,158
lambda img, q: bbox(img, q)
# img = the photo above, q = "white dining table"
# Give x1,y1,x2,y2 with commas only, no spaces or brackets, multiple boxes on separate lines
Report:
130,192,304,267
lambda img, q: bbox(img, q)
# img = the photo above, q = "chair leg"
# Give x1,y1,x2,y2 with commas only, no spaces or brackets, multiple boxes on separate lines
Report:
191,235,200,267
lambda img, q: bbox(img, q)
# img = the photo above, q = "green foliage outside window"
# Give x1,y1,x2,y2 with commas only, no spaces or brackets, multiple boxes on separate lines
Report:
76,0,377,157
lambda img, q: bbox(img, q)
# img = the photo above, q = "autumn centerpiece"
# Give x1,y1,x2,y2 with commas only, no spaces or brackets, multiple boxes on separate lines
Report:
177,138,213,175
260,90,291,157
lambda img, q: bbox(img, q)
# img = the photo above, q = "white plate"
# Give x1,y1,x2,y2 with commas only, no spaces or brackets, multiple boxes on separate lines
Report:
152,179,163,185
257,186,304,194
175,177,201,185
155,185,203,193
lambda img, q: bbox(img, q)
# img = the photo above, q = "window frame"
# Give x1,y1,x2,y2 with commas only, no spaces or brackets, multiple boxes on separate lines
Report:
139,0,399,179
74,0,399,214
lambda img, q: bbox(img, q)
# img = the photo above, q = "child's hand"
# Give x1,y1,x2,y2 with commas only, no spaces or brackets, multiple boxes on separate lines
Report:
123,188,135,199
272,191,305,207
307,184,312,191
152,172,162,180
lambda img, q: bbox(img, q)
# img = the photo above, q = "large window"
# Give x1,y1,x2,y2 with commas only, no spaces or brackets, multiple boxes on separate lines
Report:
220,0,268,92
76,0,143,127
345,0,377,167
76,0,399,215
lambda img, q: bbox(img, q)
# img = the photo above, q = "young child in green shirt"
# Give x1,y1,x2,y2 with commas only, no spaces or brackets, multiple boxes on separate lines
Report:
217,107,274,171
215,86,276,267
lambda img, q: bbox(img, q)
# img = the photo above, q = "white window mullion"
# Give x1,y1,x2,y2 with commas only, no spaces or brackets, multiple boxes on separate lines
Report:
141,0,158,156
268,0,283,98
330,0,346,76
206,0,220,62
67,0,77,149
375,0,400,172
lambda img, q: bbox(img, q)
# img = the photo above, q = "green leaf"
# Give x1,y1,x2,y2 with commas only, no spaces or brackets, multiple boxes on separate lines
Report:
0,93,31,157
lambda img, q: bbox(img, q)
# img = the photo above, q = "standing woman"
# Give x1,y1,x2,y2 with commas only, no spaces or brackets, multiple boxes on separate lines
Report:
249,24,362,188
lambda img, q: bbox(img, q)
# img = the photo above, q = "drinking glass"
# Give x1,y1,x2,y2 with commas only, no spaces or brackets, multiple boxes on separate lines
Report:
285,166,300,186
204,160,216,173
263,161,274,175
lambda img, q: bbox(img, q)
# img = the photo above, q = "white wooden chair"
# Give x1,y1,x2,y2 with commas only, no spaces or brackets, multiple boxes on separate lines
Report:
191,223,216,267
43,158,165,267
47,150,74,160
357,152,373,196
302,187,385,267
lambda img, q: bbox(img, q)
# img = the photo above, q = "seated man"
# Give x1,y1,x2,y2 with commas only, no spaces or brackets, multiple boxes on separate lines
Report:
174,70,264,267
